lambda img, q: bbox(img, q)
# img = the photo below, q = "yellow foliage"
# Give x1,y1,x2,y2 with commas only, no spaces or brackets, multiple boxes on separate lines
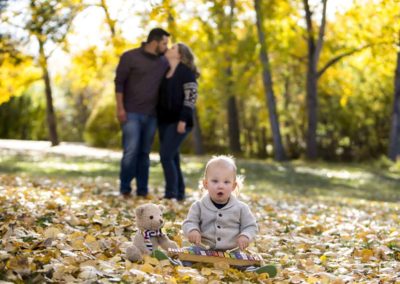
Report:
85,234,97,243
0,54,40,105
144,254,160,266
361,249,374,262
140,263,155,273
339,96,348,108
320,254,327,265
43,227,61,238
200,267,212,276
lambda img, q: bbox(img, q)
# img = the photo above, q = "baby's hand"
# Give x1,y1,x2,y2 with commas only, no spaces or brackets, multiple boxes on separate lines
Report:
188,230,201,245
237,235,249,250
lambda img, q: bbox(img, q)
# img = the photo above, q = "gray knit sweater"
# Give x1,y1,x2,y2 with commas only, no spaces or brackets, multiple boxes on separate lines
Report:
182,194,258,250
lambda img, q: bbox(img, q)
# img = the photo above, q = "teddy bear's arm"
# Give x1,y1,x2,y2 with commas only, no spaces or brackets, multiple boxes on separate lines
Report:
158,235,178,251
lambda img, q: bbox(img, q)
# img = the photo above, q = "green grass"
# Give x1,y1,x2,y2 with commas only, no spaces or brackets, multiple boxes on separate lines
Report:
1,149,399,202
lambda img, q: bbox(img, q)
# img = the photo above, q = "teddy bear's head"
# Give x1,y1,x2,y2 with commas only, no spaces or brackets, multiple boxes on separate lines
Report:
135,203,165,231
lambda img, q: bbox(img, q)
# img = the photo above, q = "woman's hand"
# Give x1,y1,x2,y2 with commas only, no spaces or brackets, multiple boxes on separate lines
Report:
177,121,186,133
188,230,201,245
237,235,250,250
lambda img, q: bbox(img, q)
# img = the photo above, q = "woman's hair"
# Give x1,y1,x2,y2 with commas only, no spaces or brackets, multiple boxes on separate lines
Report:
177,43,200,78
199,155,244,193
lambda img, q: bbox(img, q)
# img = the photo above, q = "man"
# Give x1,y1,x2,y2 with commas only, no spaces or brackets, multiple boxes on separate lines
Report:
114,28,170,198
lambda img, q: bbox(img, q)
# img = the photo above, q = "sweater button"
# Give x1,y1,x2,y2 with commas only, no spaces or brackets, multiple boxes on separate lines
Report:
218,213,222,217
217,237,221,241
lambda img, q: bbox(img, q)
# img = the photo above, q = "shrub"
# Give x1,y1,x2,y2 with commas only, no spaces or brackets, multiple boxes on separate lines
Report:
84,96,121,148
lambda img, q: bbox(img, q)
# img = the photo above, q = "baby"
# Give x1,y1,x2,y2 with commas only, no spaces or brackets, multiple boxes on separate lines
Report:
183,155,256,250
181,155,277,276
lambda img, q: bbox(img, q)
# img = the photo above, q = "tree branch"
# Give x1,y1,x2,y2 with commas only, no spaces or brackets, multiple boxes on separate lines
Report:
315,0,327,65
46,5,83,59
317,42,393,78
303,0,314,45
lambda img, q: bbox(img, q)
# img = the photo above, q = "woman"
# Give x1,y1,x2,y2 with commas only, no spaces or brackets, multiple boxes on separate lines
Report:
157,43,200,201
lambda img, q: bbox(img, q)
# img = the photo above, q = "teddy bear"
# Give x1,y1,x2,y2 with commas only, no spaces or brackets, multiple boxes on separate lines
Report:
126,203,178,262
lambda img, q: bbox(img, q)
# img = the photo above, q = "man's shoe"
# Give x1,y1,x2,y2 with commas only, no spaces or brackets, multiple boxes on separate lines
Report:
136,193,148,200
120,192,131,199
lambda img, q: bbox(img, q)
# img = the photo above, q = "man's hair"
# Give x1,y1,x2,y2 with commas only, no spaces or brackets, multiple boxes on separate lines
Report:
146,28,170,43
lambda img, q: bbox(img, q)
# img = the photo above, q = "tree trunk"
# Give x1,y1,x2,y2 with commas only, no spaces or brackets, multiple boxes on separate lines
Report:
254,0,286,161
227,94,241,153
305,64,318,159
225,0,241,154
303,0,327,160
39,40,59,146
259,126,268,158
283,76,295,157
192,107,205,155
388,39,400,161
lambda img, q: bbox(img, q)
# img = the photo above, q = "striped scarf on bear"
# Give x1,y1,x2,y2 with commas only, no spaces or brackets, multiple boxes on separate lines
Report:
142,229,164,251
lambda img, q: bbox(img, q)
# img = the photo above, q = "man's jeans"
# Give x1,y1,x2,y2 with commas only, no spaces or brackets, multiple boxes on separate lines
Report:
159,122,192,200
120,112,157,196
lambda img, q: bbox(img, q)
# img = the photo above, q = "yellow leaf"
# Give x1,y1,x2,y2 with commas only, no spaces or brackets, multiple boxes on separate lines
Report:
44,227,61,238
80,260,97,267
165,276,177,284
6,256,31,276
307,276,319,284
356,232,368,241
257,273,270,281
361,249,373,262
140,263,155,273
85,240,101,252
70,239,84,250
178,275,192,282
144,255,159,266
320,254,327,265
201,267,212,276
69,231,84,239
280,255,289,265
159,259,171,267
85,234,97,243
172,234,183,247
46,200,58,210
96,254,109,261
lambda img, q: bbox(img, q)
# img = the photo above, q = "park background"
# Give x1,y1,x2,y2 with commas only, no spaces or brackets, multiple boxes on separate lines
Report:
1,0,400,283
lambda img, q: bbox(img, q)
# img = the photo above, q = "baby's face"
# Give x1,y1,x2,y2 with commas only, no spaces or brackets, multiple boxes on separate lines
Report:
203,161,236,204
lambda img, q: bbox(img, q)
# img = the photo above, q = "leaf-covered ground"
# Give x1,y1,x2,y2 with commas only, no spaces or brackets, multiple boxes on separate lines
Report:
1,141,400,283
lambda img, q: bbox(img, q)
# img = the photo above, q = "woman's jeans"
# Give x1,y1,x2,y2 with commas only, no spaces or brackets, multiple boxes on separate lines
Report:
120,112,157,196
159,122,192,200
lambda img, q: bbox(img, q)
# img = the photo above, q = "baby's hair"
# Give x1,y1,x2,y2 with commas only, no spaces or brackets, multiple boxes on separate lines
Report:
199,155,244,194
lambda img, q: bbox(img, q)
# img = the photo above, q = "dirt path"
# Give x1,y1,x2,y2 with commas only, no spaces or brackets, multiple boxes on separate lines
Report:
0,139,122,159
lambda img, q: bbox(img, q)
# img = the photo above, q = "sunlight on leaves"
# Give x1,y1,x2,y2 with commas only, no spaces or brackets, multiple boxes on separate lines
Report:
0,174,399,282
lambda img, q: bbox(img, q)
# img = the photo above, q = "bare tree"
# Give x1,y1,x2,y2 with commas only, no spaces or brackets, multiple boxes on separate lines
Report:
254,0,286,161
225,0,241,153
26,0,79,145
303,0,327,159
388,33,400,161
